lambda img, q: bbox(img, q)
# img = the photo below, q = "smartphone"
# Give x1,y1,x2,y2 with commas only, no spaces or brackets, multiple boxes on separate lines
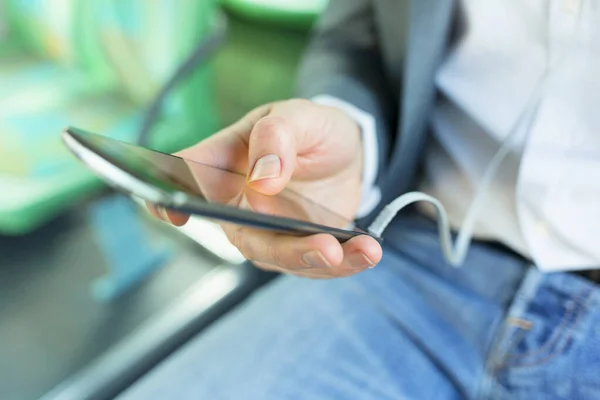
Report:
62,127,377,242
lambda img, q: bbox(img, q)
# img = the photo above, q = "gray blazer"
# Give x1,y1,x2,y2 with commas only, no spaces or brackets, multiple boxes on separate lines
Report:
297,0,460,226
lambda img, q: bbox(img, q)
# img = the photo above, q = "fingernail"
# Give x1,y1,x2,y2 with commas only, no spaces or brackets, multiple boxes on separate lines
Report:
158,206,173,224
249,154,281,182
348,253,375,270
302,250,331,268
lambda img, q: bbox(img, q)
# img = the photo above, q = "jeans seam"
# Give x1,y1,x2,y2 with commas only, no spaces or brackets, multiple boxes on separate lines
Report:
476,312,511,400
502,287,593,368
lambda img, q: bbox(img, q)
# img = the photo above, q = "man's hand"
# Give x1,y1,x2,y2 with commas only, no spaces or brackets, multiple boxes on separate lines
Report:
149,99,382,278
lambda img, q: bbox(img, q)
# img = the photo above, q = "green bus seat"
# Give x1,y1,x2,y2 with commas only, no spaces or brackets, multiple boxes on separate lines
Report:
215,0,328,126
0,0,220,235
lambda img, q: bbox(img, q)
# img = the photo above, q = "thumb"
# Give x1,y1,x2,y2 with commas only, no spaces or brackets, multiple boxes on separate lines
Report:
246,115,297,196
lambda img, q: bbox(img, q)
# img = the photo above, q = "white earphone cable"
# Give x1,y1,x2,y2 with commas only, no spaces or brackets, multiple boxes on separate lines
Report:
368,72,549,267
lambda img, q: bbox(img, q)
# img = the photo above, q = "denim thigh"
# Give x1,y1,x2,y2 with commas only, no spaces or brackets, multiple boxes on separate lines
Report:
121,214,528,400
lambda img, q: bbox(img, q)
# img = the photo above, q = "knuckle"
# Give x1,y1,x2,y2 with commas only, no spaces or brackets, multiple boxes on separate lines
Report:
238,242,255,261
286,98,312,109
267,243,286,268
253,116,286,139
228,227,253,259
224,224,239,246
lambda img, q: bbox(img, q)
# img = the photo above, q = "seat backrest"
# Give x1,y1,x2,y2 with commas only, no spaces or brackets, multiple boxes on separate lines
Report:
90,0,218,106
4,0,78,65
221,0,328,29
0,3,8,41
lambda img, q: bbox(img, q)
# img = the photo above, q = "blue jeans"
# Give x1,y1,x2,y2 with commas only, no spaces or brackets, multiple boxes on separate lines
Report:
121,214,600,399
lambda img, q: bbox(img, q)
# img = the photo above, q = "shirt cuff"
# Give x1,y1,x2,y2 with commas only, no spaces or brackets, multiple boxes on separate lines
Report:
311,95,382,218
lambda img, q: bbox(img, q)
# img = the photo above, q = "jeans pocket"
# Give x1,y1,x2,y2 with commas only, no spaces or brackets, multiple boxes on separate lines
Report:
501,286,594,369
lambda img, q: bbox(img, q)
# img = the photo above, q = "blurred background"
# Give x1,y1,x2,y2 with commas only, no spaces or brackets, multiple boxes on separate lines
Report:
0,1,327,399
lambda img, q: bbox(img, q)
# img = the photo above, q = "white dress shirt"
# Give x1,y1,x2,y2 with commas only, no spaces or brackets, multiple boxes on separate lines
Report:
315,0,600,272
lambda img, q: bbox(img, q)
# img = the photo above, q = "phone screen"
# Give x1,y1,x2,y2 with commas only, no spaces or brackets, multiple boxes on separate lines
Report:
69,128,365,234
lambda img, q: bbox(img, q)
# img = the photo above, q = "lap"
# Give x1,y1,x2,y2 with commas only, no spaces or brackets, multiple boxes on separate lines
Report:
120,215,527,400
